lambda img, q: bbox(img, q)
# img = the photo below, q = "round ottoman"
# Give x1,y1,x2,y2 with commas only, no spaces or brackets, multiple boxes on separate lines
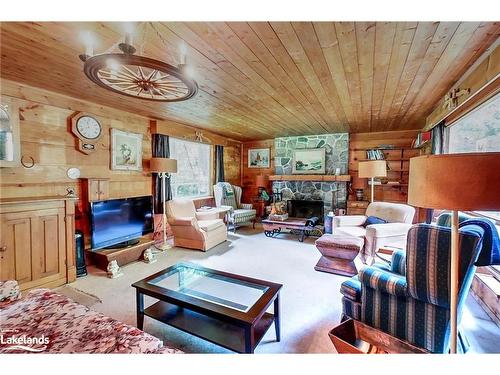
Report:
314,234,364,276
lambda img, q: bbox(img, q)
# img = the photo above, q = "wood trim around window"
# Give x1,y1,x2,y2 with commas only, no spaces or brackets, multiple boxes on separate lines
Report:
444,74,500,127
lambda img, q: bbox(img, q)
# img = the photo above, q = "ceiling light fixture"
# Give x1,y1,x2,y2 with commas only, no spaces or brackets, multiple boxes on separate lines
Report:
79,28,198,102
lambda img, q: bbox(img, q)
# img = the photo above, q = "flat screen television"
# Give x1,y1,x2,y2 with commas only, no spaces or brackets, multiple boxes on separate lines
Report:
90,196,153,250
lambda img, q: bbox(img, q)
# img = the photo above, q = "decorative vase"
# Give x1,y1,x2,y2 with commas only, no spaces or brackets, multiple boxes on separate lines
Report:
355,189,364,201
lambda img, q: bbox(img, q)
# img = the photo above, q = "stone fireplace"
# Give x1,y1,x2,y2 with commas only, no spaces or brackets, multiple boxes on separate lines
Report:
272,133,349,220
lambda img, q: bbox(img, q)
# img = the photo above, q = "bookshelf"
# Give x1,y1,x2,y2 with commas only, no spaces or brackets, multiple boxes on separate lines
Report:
351,146,420,192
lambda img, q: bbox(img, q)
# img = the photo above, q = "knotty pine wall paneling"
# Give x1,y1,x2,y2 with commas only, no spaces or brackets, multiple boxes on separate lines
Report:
0,80,242,245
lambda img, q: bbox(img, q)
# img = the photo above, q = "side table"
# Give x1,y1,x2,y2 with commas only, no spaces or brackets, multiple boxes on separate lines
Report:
251,197,268,220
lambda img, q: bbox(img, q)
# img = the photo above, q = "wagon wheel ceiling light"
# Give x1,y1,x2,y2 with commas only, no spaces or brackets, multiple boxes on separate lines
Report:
79,30,198,102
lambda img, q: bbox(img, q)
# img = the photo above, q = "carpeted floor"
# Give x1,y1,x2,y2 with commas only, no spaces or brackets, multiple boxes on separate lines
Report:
68,225,500,353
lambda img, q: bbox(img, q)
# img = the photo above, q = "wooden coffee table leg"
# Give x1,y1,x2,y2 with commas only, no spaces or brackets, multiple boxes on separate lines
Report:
274,293,281,342
244,326,255,353
136,289,144,330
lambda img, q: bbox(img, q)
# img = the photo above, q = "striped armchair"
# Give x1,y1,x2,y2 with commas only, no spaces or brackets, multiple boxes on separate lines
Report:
340,223,484,353
213,183,257,232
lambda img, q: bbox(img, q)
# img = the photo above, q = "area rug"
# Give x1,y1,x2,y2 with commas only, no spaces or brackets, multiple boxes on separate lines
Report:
69,225,500,353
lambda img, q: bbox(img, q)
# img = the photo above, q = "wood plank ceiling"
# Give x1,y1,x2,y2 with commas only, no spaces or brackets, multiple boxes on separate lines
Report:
1,22,498,141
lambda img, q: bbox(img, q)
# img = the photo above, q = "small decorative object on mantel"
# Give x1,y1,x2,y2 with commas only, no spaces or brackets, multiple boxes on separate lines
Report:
69,112,103,154
106,260,123,279
111,129,143,171
443,87,470,110
143,248,157,264
248,148,270,168
292,148,326,174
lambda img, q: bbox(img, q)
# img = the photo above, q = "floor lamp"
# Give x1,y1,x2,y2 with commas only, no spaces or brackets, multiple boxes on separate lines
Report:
358,160,387,202
150,157,178,251
408,153,500,353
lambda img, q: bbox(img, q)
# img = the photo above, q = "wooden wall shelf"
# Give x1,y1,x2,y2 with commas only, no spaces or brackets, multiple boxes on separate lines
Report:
269,175,351,182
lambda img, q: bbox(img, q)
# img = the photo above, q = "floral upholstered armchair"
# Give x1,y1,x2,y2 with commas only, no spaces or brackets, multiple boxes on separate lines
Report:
213,182,256,232
340,223,485,353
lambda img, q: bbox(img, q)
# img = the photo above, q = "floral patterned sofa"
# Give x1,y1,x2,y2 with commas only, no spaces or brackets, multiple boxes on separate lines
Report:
0,281,182,354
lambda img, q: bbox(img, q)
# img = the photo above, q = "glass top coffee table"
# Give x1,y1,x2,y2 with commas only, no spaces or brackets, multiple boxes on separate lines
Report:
132,262,282,353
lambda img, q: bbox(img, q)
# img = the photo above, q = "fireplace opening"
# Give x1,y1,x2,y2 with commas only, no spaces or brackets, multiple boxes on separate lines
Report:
287,200,324,224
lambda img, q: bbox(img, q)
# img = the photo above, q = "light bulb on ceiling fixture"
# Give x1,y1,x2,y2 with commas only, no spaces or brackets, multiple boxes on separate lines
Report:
106,59,121,79
119,22,136,55
179,41,187,65
79,31,95,62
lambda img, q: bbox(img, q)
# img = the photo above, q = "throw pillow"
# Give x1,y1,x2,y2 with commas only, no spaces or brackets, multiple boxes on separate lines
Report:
364,216,387,227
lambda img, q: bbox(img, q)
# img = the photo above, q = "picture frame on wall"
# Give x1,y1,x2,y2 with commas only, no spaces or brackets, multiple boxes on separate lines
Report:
110,128,143,171
248,148,270,168
292,148,326,174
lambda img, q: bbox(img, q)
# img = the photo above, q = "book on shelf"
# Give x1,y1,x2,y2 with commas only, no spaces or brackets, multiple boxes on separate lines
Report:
366,149,385,160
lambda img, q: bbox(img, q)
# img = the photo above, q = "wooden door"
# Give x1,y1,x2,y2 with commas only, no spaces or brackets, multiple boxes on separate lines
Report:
0,213,32,283
31,208,66,282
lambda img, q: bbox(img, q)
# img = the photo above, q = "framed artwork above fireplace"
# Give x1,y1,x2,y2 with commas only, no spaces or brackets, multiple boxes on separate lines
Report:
292,148,326,174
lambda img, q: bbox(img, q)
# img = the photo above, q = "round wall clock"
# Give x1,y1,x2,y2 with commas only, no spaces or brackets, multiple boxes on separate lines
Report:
69,112,103,154
75,115,102,140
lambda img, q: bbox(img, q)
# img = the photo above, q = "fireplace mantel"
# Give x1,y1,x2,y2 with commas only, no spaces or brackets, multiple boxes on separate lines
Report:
269,175,351,182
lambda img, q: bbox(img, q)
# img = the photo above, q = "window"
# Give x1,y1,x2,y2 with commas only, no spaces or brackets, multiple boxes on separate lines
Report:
445,93,500,154
169,138,212,198
445,92,500,221
445,92,500,283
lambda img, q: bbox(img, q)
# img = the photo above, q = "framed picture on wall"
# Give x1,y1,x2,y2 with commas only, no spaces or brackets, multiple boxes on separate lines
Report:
248,148,270,168
111,128,143,171
292,148,326,174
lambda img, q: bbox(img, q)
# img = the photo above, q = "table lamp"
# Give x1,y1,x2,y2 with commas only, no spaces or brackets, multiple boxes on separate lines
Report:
358,160,387,202
150,157,178,251
408,152,500,353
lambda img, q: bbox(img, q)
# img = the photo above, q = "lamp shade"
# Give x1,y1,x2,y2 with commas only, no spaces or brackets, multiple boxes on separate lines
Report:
408,153,500,210
150,157,177,173
358,160,387,178
255,175,269,187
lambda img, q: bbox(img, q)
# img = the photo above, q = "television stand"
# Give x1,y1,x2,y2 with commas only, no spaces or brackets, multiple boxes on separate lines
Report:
87,234,154,272
104,238,141,249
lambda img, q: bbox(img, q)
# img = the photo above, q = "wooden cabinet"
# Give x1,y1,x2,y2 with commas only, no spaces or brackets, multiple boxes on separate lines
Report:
0,197,76,291
84,178,109,202
347,200,370,215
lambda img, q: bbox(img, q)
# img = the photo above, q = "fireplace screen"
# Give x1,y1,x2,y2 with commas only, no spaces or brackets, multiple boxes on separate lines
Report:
287,200,324,224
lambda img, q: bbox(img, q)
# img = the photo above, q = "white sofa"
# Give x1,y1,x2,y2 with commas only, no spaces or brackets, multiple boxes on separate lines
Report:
333,202,415,264
166,199,227,251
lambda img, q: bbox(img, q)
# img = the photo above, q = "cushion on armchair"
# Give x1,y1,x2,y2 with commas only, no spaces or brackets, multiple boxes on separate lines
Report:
198,219,225,232
359,267,408,298
363,216,387,227
391,250,407,275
